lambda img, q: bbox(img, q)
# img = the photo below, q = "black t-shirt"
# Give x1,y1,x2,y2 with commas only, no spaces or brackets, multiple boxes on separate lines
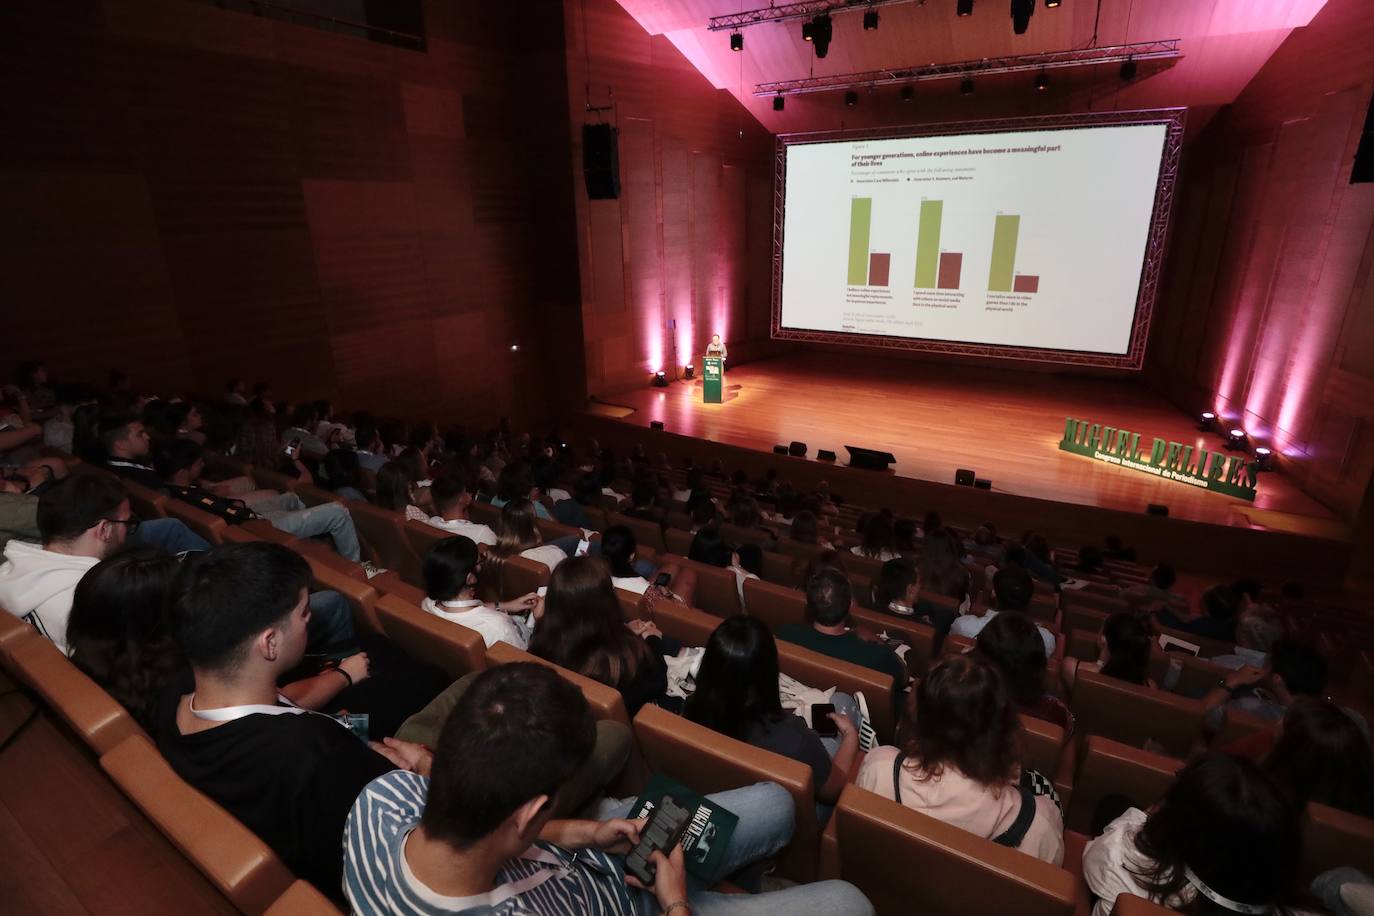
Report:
105,459,166,492
154,692,393,900
745,712,832,792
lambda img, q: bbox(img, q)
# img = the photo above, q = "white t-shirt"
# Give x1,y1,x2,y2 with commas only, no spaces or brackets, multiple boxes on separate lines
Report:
421,597,530,650
422,516,497,547
0,540,100,656
611,575,652,595
949,609,1056,658
521,545,567,572
1082,808,1194,916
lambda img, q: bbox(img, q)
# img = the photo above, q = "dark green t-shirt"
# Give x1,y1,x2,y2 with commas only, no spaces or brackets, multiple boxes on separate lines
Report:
776,623,907,694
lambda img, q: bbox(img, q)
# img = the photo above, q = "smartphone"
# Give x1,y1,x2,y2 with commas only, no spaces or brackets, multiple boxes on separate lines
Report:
283,438,301,459
812,703,838,737
653,571,672,588
625,795,692,886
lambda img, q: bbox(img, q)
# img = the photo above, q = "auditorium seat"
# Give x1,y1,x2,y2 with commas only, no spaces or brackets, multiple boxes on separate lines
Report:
468,501,500,528
664,527,693,557
1021,714,1071,800
742,577,808,631
1304,802,1374,881
375,593,485,675
941,632,976,657
263,880,342,915
633,703,820,883
535,515,586,544
501,554,551,600
1063,736,1182,835
346,500,422,585
368,570,428,606
759,549,795,587
776,538,826,562
1062,590,1129,617
1063,605,1110,640
818,784,1077,916
8,635,142,756
849,607,936,678
1111,894,1178,915
122,479,169,520
661,554,742,617
302,556,383,635
293,483,344,507
1069,670,1203,758
608,512,666,554
0,608,38,668
400,517,449,567
719,521,773,547
100,733,296,915
162,497,230,545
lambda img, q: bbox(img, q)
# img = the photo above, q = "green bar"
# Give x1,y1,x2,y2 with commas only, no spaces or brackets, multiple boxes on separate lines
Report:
847,198,872,286
988,214,1020,292
914,200,942,288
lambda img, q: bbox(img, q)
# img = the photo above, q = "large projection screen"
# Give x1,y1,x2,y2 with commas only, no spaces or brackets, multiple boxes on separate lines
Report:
772,110,1184,369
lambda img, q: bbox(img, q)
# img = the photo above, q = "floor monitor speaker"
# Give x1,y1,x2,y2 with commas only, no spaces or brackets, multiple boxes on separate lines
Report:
789,441,808,457
1147,503,1169,516
954,468,975,486
846,445,896,471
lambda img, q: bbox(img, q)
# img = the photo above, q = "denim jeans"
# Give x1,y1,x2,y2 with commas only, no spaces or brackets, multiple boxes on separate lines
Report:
306,589,357,654
132,518,211,554
1311,867,1374,916
252,493,361,562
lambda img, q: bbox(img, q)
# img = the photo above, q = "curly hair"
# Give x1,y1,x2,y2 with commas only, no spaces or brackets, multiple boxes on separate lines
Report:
901,653,1021,789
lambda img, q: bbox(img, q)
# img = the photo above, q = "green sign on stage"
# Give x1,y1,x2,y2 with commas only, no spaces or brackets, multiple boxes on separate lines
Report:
1058,417,1259,501
703,356,724,404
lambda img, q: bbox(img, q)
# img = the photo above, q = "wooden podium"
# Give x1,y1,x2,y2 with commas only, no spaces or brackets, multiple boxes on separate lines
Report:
702,355,724,404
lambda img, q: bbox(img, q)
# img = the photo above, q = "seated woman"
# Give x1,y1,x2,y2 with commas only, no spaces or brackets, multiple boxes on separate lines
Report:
788,509,834,549
599,524,696,605
490,498,566,571
873,557,920,617
857,653,1066,865
1062,611,1156,693
1262,698,1374,818
373,461,427,522
420,536,539,650
1083,752,1299,916
686,615,859,813
688,524,734,568
316,447,367,501
974,611,1073,735
528,556,671,716
851,511,901,562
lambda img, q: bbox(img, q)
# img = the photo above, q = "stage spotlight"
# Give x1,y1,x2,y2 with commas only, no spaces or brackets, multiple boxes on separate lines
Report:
729,31,743,52
844,90,858,108
509,343,520,352
1034,70,1049,91
1198,411,1217,431
960,77,975,95
863,9,879,30
1226,428,1249,451
1120,58,1138,81
773,94,785,111
684,363,695,379
900,85,915,102
649,420,665,431
651,370,668,388
1011,0,1034,33
957,0,974,16
1253,446,1275,471
1045,0,1061,7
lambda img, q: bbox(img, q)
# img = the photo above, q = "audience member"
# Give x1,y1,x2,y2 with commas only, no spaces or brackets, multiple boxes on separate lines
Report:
1208,608,1283,672
686,615,860,809
852,511,900,561
551,473,600,529
492,462,553,520
528,556,670,716
873,557,919,617
1082,753,1299,916
687,525,734,568
421,536,538,650
857,653,1065,864
918,527,972,608
1202,639,1330,734
788,509,834,548
99,413,162,489
1261,698,1374,818
777,568,907,696
1156,583,1239,643
1062,611,1155,692
352,417,388,473
283,403,328,458
374,461,427,522
600,524,697,604
316,447,367,501
975,611,1073,734
224,378,247,407
422,472,496,546
343,662,873,914
1125,562,1188,610
949,566,1056,659
492,498,566,572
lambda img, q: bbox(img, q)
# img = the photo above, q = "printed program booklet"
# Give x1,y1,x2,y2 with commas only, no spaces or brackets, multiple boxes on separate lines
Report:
628,774,739,884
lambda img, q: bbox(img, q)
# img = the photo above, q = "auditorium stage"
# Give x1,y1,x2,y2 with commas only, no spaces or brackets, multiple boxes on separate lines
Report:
598,352,1343,535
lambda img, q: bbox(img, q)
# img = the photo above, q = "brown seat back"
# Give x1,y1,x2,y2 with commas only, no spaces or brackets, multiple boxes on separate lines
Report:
400,518,452,570
664,527,694,556
9,636,142,756
162,497,229,545
369,570,429,606
828,784,1077,916
1020,713,1066,782
1112,893,1180,915
304,555,382,635
1063,604,1110,638
607,513,667,555
776,537,826,562
663,554,742,617
775,641,896,742
633,703,820,882
649,599,720,646
468,500,501,528
941,632,976,657
1304,802,1374,881
375,594,488,678
743,577,807,631
719,522,773,547
263,880,341,915
1064,736,1183,834
1070,669,1203,758
501,555,551,600
100,733,295,915
345,500,422,585
122,479,169,519
485,641,630,728
760,549,795,586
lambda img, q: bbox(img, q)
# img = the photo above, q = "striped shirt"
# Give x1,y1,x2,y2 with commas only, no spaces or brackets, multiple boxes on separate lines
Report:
344,771,643,915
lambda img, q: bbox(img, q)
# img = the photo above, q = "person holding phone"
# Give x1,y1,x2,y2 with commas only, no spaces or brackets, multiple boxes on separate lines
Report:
600,525,697,607
684,616,860,819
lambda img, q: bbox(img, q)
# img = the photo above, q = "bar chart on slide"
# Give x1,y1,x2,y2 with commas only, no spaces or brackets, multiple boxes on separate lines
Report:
847,197,893,287
988,213,1040,293
913,199,965,290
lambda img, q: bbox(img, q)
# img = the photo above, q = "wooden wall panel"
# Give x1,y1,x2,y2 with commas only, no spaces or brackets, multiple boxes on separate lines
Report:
0,0,584,426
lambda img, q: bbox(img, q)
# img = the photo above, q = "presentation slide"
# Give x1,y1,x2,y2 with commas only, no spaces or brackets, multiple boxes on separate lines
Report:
778,122,1168,355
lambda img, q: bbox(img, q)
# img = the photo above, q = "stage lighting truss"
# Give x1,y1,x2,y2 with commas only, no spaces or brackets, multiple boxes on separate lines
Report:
753,39,1181,97
708,0,920,32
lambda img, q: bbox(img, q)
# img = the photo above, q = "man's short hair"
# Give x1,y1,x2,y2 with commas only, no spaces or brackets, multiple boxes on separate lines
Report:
354,419,379,451
37,475,127,544
153,438,203,481
422,663,596,847
430,472,468,516
97,413,141,457
171,543,310,674
805,568,852,626
992,566,1034,612
1236,612,1283,654
423,535,480,602
1270,640,1328,698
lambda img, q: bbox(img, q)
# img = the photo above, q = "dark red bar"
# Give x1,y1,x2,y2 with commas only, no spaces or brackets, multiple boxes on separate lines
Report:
938,251,962,289
868,252,891,287
1013,274,1040,293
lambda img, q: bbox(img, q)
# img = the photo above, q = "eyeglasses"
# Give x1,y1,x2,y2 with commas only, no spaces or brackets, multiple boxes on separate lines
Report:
103,516,142,534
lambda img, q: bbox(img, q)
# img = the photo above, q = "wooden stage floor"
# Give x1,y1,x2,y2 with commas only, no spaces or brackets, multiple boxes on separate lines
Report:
600,352,1342,533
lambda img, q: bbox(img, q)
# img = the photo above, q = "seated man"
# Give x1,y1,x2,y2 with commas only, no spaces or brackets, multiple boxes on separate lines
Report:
1122,562,1189,610
156,542,433,901
98,413,163,490
949,566,1057,659
1155,583,1239,643
344,661,874,915
422,472,497,546
777,568,908,695
153,438,363,562
282,403,329,460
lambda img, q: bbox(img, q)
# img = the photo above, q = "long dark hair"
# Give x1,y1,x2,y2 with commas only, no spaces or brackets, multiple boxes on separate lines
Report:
919,527,970,601
684,616,784,740
528,556,647,689
373,462,413,511
66,550,184,730
902,653,1021,788
858,511,897,559
599,525,639,579
1263,699,1374,818
1132,753,1299,915
789,510,820,545
1100,611,1152,686
973,611,1047,708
